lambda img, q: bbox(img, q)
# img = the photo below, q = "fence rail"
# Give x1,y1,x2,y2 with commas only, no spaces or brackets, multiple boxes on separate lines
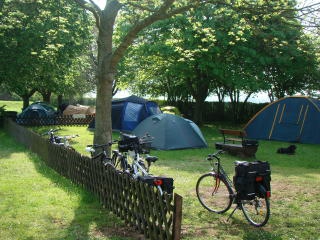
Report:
15,114,95,126
3,119,182,240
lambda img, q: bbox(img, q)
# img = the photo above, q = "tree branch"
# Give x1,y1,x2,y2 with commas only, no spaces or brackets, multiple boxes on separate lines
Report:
73,0,101,29
111,0,202,69
125,2,157,12
88,0,102,11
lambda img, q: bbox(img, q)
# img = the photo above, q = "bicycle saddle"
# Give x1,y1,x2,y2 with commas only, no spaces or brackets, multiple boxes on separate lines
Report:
145,155,158,163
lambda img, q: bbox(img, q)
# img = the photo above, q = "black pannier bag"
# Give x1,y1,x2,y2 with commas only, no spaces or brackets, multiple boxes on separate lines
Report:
138,176,174,194
118,133,140,152
118,133,151,154
233,161,271,200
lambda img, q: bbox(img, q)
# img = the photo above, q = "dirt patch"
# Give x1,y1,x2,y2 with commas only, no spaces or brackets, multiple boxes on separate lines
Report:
94,225,145,240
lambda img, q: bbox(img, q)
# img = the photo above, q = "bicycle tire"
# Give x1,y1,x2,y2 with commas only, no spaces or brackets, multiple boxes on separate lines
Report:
241,189,270,227
104,161,116,170
196,173,233,214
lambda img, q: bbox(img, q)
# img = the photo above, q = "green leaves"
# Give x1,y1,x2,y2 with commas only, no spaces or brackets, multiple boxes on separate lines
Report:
1,0,95,102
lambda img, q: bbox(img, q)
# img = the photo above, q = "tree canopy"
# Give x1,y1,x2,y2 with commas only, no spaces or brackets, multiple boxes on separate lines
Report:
116,0,319,123
0,0,94,108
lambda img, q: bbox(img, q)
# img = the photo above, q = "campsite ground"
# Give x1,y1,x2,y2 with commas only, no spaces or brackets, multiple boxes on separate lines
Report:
1,123,320,240
1,100,320,239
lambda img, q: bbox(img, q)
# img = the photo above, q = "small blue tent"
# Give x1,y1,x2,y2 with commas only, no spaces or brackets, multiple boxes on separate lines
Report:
132,113,208,150
16,102,57,125
89,95,161,131
244,96,320,144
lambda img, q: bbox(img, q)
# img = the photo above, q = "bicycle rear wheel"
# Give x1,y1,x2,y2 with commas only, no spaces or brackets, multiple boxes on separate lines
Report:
196,173,233,213
241,195,270,227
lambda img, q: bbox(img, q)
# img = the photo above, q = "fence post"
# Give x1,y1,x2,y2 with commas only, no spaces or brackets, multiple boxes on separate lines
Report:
172,193,183,240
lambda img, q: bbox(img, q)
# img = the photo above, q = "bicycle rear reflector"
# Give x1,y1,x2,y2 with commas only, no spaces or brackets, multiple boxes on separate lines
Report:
255,176,263,182
138,176,174,194
266,191,271,198
153,179,163,186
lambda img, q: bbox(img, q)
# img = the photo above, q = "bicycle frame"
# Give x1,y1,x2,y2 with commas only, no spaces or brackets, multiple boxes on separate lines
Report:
127,150,148,177
208,151,233,188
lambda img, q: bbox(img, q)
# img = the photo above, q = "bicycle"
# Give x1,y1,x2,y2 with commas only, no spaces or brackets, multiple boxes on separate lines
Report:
42,128,79,150
196,150,271,227
85,141,120,166
116,132,173,195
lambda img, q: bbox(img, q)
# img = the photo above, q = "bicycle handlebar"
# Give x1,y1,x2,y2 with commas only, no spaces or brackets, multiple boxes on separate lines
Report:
41,128,60,136
207,150,224,160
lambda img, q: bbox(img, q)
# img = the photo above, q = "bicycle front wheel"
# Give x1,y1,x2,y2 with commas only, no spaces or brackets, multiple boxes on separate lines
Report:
196,173,233,213
241,196,270,227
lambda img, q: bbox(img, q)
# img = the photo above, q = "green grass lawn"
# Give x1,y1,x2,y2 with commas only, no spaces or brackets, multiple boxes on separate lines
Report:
1,100,320,239
0,130,142,240
0,100,24,113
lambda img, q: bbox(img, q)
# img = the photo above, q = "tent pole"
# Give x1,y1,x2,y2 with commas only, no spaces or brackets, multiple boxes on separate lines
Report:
268,104,280,140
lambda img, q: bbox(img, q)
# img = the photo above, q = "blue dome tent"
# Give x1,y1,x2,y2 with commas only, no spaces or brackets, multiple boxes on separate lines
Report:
244,96,320,144
16,102,57,124
88,95,161,132
132,113,208,150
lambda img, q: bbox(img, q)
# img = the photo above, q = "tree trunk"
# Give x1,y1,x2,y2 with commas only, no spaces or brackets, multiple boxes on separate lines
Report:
22,95,30,110
93,5,119,146
57,94,63,106
94,71,113,146
21,89,36,110
193,99,205,125
41,91,51,103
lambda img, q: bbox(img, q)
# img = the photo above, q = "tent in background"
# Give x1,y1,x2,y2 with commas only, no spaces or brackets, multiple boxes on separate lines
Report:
244,96,320,144
17,102,56,119
88,95,161,132
132,113,208,150
16,102,57,124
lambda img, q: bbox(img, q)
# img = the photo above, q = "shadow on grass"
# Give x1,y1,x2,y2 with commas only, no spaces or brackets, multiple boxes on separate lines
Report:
26,151,141,240
0,130,27,158
0,129,142,239
181,208,284,240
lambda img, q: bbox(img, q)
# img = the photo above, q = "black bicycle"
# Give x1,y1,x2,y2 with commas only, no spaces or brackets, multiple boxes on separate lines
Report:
196,150,271,227
85,141,118,166
116,132,174,195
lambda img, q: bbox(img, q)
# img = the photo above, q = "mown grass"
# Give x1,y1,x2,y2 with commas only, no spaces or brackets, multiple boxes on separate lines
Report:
0,130,142,240
0,100,23,112
29,124,320,240
1,100,320,239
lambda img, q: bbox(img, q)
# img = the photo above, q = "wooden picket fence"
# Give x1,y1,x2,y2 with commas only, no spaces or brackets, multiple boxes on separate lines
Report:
3,119,182,240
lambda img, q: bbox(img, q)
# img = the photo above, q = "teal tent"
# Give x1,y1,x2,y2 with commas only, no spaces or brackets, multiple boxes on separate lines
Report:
132,113,208,150
244,96,320,144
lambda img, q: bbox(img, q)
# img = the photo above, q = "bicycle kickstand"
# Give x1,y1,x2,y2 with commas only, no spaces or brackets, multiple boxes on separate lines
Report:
227,205,239,222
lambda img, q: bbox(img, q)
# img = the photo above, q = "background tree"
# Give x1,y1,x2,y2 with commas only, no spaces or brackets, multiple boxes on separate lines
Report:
0,0,94,108
73,0,225,146
116,0,319,122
